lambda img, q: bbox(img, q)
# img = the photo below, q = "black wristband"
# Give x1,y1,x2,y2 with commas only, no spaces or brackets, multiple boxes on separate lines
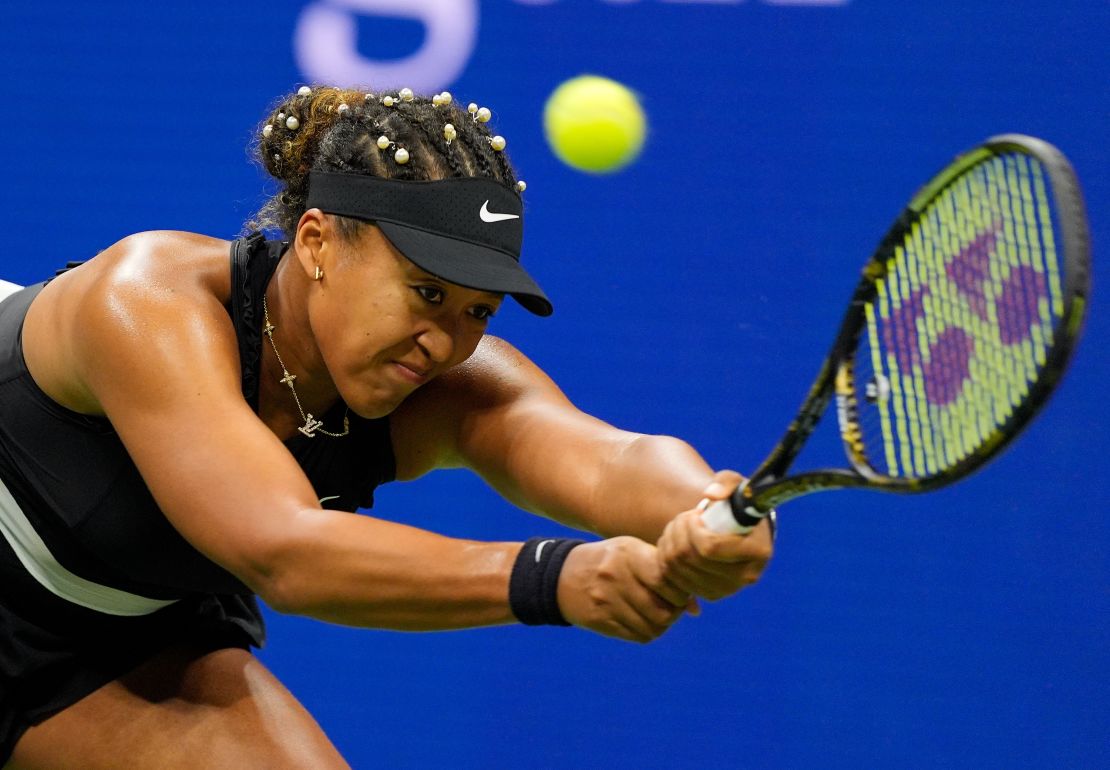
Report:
509,537,586,626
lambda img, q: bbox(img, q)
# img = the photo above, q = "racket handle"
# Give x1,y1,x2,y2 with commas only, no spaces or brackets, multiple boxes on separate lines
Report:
699,486,770,535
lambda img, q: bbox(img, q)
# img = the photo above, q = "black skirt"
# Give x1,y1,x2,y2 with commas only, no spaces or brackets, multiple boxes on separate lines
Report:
0,534,265,763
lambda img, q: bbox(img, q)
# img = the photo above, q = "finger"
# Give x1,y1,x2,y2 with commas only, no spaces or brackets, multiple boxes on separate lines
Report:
659,510,697,567
663,567,700,598
619,580,685,638
601,616,655,645
655,517,678,562
643,537,694,609
632,542,688,610
653,573,693,609
685,597,701,617
667,560,741,601
658,512,711,593
669,509,728,566
701,469,745,501
684,555,765,582
603,541,686,635
663,516,768,598
661,512,768,597
661,543,741,599
690,513,775,565
603,607,665,644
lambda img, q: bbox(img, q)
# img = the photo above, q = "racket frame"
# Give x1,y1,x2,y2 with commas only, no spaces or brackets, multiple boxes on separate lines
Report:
728,134,1090,525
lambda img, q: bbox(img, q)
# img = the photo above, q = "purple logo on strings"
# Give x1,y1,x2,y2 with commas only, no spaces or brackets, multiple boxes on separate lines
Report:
882,225,1047,406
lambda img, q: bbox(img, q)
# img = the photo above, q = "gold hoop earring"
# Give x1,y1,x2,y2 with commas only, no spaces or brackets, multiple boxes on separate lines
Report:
314,266,324,281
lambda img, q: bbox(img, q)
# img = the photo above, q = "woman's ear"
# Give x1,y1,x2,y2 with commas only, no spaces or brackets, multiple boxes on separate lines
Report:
293,209,329,281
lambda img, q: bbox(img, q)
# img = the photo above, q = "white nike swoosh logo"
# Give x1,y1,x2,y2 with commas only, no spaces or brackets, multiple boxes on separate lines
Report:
479,200,520,223
534,539,555,562
319,495,340,505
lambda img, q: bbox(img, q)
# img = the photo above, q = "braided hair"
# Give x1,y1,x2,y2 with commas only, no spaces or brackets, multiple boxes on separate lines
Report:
247,86,520,240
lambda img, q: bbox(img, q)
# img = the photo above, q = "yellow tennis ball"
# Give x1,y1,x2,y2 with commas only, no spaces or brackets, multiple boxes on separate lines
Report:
543,75,647,174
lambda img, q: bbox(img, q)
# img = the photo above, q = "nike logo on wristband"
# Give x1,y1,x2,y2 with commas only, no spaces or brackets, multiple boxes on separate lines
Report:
319,495,340,505
534,539,555,562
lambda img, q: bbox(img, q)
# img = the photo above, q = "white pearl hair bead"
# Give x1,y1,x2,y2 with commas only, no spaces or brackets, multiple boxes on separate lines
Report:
337,103,349,115
516,181,527,192
432,94,443,106
439,91,452,105
394,147,410,165
489,135,506,151
277,112,285,120
377,135,391,150
262,124,273,138
297,86,312,96
382,95,396,107
476,107,492,123
285,116,300,130
365,93,375,101
468,103,478,114
443,123,457,142
399,87,414,102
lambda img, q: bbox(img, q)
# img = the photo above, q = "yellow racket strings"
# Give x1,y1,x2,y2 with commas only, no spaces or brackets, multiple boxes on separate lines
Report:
856,153,1063,478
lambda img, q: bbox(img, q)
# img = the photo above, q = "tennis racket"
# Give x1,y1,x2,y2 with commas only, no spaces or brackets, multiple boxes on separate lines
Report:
703,134,1090,535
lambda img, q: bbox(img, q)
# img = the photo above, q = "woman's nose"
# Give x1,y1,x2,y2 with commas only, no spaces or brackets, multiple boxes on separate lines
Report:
415,320,457,365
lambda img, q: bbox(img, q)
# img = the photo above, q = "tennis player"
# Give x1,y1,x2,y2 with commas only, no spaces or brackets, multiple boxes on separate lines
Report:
0,87,773,768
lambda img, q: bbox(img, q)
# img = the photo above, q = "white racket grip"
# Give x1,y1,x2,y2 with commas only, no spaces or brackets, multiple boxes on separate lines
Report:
699,498,756,535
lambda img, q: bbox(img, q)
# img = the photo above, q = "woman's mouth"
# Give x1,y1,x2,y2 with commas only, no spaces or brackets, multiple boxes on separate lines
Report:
390,361,430,385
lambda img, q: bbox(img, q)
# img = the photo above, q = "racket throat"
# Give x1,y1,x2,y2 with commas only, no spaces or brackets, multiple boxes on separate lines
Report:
728,480,771,528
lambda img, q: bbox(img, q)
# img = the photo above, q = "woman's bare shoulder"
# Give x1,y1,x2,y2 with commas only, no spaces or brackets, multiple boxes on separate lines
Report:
83,230,236,295
22,230,241,415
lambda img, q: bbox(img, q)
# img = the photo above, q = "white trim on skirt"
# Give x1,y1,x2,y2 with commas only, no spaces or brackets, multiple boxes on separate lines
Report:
0,279,22,302
0,278,178,615
0,448,179,617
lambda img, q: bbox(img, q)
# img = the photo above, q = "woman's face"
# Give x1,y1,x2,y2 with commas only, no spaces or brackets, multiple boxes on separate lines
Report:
304,218,503,418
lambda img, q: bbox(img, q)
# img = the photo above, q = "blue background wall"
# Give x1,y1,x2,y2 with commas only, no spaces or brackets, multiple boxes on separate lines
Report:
2,1,1106,767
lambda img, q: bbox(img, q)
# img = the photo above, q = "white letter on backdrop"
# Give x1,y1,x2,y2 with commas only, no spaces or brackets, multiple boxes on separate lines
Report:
294,0,478,92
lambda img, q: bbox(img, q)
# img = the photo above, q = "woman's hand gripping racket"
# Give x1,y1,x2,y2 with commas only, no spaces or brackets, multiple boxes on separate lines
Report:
703,134,1090,535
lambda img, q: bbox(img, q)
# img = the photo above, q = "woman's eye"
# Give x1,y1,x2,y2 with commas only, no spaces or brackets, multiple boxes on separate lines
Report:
469,306,496,321
416,286,444,304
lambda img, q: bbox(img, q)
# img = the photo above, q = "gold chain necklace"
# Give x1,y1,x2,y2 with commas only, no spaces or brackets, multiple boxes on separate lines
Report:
262,295,350,438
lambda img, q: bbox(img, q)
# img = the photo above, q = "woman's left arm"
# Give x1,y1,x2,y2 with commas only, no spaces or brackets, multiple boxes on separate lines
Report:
392,335,717,543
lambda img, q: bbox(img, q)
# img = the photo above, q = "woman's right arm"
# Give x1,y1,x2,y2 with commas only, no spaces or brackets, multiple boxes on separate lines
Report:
62,251,679,641
60,259,520,630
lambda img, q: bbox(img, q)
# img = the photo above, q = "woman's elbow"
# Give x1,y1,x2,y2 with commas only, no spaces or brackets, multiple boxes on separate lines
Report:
229,515,322,616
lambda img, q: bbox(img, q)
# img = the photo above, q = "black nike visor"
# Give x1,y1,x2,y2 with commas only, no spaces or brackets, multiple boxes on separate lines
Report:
306,172,553,316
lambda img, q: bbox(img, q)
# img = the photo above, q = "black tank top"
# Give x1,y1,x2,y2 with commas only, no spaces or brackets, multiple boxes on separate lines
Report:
0,234,396,599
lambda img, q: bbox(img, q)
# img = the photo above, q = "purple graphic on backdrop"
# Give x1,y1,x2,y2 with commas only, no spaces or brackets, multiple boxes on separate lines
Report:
293,0,850,90
294,0,478,92
515,1,850,5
